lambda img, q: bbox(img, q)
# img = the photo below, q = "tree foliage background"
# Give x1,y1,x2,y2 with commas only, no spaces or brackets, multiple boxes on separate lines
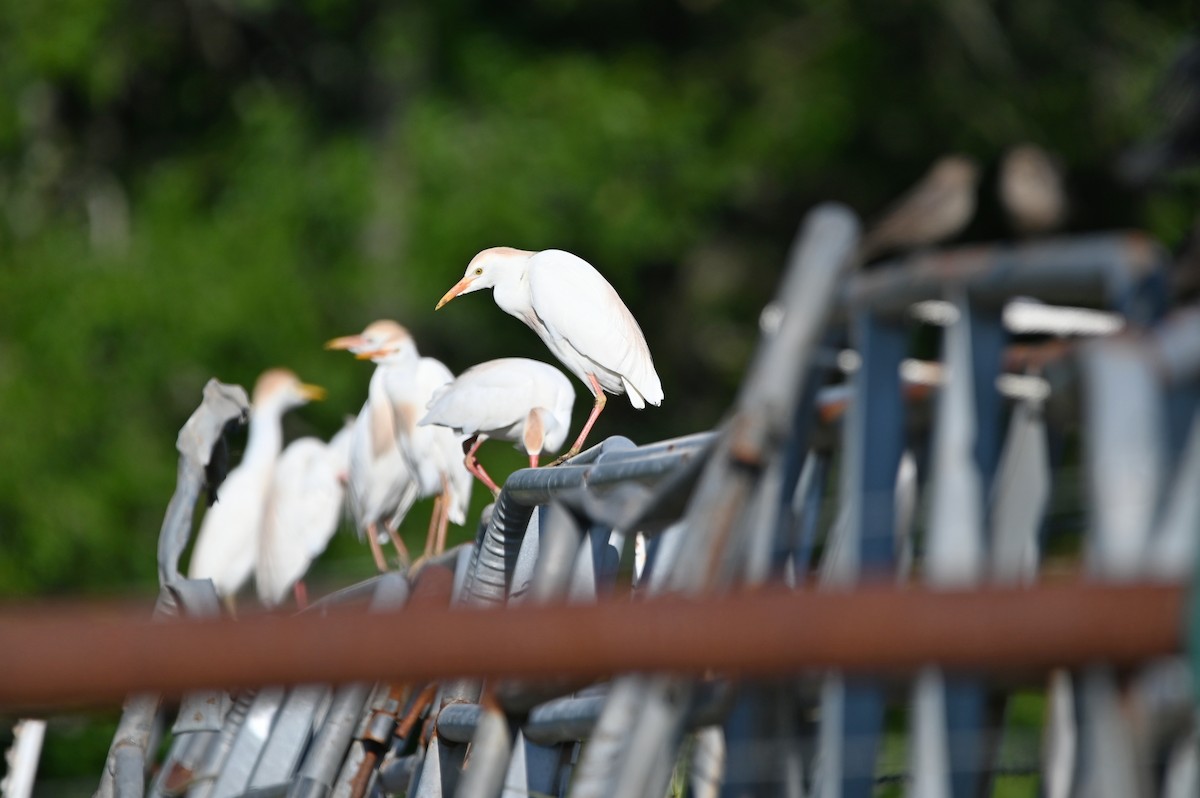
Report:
1,0,1195,597
1,0,1198,785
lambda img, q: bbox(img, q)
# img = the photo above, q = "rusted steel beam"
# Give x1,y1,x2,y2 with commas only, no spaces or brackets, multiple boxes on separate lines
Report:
0,579,1182,711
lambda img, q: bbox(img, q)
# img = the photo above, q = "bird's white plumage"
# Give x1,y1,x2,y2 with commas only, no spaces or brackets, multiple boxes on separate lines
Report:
528,250,662,407
378,353,473,525
421,358,576,456
188,369,321,600
255,423,353,608
345,366,418,538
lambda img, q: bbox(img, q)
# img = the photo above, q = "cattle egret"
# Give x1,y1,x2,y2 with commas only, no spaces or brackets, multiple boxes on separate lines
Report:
188,368,325,605
420,357,576,494
859,155,980,262
999,144,1066,235
326,321,420,571
255,421,353,608
436,247,663,462
356,330,473,558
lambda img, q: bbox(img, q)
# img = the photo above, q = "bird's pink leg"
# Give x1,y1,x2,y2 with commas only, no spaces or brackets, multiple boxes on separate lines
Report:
434,476,451,555
385,523,411,568
551,374,607,466
292,580,309,610
463,435,501,496
424,495,444,558
366,522,389,572
529,453,539,468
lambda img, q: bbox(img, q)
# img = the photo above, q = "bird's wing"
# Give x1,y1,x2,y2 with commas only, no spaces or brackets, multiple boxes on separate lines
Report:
257,439,344,606
421,365,541,435
528,252,663,404
346,403,373,532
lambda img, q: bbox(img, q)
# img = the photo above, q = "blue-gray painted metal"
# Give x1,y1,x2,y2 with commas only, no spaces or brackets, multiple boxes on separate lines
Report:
821,309,908,798
840,232,1168,321
247,686,328,791
454,701,513,798
208,687,286,798
187,690,258,798
500,732,562,798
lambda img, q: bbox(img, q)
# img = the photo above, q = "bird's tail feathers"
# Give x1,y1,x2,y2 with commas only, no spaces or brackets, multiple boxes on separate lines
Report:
623,374,663,409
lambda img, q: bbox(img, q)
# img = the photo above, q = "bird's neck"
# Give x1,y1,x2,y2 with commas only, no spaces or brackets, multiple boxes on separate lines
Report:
243,405,285,467
492,268,533,320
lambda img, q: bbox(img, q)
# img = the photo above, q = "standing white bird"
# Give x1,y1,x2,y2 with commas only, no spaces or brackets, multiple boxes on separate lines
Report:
326,321,420,571
356,328,474,558
420,357,576,494
255,420,354,609
188,368,325,605
435,247,663,462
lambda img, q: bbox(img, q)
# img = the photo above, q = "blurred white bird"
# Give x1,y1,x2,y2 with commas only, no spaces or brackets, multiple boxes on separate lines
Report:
188,368,325,606
357,328,474,558
326,321,420,571
436,247,663,462
420,357,576,494
255,420,353,608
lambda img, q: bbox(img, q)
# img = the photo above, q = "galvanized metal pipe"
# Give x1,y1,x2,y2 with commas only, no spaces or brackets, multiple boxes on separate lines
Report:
839,232,1167,321
501,434,712,507
460,489,533,608
453,699,513,798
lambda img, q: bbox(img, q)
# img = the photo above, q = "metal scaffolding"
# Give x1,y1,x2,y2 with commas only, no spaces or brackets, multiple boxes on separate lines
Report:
57,203,1200,797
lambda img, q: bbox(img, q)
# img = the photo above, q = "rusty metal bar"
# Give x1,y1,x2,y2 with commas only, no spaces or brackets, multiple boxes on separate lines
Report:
0,579,1181,712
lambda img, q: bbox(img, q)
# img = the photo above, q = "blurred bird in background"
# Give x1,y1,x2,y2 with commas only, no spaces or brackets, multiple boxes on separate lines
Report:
355,328,474,560
999,144,1067,236
187,368,325,610
436,247,663,463
255,419,354,609
858,155,981,263
326,322,420,572
421,357,577,495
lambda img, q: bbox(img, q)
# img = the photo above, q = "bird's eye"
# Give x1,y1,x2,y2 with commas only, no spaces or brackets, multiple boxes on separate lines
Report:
474,267,483,276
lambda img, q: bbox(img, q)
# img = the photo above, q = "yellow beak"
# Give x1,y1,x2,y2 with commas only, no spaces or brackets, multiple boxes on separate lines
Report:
435,275,476,311
355,349,386,361
299,383,327,402
324,334,364,351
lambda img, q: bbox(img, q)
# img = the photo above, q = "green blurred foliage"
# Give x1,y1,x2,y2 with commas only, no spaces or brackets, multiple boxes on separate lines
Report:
0,0,1195,605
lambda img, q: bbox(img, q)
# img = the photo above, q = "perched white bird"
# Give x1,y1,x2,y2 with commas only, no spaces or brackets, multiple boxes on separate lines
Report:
357,328,474,558
188,368,325,605
436,247,663,462
326,321,420,571
255,420,353,608
420,357,576,494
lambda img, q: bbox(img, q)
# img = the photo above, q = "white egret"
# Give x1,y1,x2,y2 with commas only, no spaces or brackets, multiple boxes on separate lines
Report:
188,368,325,604
255,420,353,608
420,357,576,494
326,321,420,571
435,247,663,462
356,329,474,558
